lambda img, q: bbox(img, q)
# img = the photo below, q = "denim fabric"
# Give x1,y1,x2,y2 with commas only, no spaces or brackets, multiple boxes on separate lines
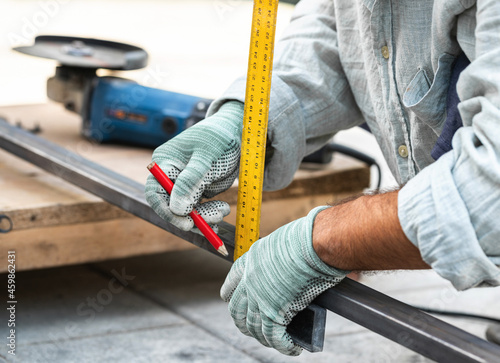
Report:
208,0,500,290
431,52,471,160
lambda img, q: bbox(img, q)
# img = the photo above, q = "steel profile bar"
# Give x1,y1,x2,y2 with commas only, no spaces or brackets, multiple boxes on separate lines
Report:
1,119,500,362
0,119,235,262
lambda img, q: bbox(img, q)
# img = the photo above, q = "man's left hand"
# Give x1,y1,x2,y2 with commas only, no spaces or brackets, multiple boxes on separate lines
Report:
220,206,348,356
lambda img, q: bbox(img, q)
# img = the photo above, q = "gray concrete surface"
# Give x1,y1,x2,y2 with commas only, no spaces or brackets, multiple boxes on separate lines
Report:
1,249,499,362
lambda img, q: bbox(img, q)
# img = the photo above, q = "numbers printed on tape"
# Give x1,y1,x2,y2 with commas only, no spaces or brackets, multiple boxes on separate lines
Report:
234,0,279,261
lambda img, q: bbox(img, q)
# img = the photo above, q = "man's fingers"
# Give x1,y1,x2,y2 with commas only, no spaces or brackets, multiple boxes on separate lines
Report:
227,286,252,337
144,177,195,230
196,201,231,224
202,147,240,198
246,301,272,348
169,156,211,216
221,253,247,302
190,201,230,235
203,166,238,198
146,158,231,233
144,161,180,208
263,320,302,356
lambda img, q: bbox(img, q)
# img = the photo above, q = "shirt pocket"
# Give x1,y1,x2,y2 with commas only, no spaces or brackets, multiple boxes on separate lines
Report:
402,53,456,132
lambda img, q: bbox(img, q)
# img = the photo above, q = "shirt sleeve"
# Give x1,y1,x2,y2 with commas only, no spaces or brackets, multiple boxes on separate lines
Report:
207,0,364,191
398,0,500,290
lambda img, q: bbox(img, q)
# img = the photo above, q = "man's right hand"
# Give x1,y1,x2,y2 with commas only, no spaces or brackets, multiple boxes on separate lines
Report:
144,101,244,233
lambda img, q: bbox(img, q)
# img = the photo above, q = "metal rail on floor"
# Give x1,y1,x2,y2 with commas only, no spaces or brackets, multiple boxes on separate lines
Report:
1,119,500,362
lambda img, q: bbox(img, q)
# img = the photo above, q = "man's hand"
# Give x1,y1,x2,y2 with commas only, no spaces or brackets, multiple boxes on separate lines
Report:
220,207,348,356
144,101,244,233
221,190,430,356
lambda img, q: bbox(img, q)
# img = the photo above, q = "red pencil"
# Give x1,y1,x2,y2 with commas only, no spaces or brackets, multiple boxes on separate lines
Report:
147,162,229,257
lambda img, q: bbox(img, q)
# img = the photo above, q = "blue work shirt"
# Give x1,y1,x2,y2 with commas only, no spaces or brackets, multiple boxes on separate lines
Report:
208,0,500,290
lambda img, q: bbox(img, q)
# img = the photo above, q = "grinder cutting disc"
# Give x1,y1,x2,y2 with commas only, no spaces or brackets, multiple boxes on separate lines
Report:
13,35,148,70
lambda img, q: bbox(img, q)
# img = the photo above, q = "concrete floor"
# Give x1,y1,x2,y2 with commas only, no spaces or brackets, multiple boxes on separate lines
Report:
1,249,499,363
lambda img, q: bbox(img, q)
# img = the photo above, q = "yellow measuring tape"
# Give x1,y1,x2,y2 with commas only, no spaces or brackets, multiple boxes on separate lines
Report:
234,0,279,261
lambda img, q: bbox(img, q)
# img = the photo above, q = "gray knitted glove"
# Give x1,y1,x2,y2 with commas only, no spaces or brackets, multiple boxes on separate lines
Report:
221,206,348,355
145,101,244,233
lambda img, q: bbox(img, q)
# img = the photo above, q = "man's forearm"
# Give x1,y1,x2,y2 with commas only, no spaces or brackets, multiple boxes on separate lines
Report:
313,190,430,271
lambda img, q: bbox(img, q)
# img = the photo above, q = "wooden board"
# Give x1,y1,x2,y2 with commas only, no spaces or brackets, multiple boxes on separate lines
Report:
0,103,369,272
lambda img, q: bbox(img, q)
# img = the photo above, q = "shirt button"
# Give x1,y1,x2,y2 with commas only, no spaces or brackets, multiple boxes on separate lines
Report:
381,46,389,59
398,145,409,158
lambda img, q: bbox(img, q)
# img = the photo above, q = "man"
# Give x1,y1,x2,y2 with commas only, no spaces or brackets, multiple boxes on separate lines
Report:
145,0,500,356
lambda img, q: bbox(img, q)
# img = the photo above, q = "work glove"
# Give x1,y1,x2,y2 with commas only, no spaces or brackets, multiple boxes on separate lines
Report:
145,101,244,233
220,206,348,356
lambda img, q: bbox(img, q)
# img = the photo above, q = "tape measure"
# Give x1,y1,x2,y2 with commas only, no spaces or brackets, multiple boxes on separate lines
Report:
234,0,279,261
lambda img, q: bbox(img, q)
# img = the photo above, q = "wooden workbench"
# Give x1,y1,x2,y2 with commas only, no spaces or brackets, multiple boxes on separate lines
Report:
0,103,369,272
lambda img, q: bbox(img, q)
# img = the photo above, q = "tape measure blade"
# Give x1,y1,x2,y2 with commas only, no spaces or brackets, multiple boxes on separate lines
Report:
234,0,279,261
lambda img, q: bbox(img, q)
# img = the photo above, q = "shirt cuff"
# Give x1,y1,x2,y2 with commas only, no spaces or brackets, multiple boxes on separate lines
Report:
398,152,500,290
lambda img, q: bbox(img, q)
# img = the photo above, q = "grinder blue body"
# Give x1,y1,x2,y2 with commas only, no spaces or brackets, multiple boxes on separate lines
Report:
87,77,211,148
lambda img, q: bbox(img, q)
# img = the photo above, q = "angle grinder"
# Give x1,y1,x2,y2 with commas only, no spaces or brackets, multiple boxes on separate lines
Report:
14,35,212,148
